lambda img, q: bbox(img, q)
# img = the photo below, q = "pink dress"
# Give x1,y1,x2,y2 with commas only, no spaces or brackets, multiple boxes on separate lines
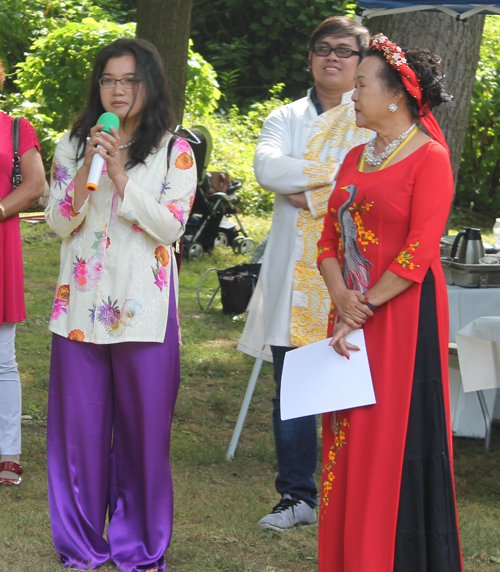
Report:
0,112,40,324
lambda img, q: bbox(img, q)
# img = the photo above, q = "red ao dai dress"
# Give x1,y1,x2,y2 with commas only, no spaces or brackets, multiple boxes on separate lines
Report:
317,141,463,572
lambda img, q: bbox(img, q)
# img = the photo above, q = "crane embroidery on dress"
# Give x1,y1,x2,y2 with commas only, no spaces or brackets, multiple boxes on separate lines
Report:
338,185,374,294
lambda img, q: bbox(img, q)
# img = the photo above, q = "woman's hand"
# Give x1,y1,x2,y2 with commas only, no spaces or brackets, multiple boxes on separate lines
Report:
335,289,373,328
81,123,104,171
93,127,129,197
319,258,373,328
73,126,130,208
330,319,360,359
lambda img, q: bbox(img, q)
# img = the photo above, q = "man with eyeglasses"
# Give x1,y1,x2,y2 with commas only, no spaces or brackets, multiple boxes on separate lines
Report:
238,16,372,532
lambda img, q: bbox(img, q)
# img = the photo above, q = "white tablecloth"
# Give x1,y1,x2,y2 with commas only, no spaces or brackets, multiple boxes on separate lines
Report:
447,285,500,341
456,317,500,392
446,287,500,439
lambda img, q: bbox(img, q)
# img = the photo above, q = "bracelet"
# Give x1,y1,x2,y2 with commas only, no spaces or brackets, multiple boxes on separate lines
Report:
0,200,6,221
365,301,378,312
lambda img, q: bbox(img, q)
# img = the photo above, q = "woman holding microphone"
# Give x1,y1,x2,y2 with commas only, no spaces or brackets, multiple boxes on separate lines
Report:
45,38,196,572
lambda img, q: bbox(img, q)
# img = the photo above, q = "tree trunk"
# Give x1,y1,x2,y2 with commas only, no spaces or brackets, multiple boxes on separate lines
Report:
136,0,194,122
366,13,485,187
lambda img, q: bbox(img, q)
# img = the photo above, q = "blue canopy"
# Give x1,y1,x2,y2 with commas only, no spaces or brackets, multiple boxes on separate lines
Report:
356,0,500,19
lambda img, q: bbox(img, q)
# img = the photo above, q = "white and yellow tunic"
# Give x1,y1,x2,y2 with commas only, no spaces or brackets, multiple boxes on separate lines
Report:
238,89,371,358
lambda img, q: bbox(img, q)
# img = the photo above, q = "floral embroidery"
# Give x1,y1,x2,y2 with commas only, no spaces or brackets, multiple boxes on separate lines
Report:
349,197,378,252
70,222,83,236
174,138,191,154
52,284,70,320
52,160,72,190
175,152,194,170
396,242,420,269
152,246,170,290
72,229,109,292
154,246,170,267
318,244,331,256
329,196,378,256
321,413,349,517
68,329,85,342
58,180,79,220
160,176,170,198
122,209,140,227
165,200,185,225
97,297,123,336
96,296,144,336
73,256,102,293
120,299,144,327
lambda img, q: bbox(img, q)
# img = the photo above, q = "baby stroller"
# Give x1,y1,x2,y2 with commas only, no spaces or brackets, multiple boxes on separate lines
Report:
174,125,256,260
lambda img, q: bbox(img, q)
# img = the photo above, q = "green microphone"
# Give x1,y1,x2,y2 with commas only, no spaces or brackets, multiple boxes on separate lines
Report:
86,112,120,192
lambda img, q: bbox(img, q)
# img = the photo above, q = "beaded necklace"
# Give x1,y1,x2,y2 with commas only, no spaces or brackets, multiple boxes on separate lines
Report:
363,124,416,167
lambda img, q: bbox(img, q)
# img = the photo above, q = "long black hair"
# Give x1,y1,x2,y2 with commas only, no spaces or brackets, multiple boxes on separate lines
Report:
71,38,176,169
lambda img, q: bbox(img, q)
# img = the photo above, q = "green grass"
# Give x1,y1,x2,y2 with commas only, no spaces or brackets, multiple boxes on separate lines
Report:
1,214,500,571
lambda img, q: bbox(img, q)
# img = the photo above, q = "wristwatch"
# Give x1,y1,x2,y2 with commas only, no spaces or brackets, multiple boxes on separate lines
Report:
0,199,6,221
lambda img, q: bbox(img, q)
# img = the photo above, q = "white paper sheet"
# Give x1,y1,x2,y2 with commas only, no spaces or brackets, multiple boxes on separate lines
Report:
280,329,376,420
456,317,500,392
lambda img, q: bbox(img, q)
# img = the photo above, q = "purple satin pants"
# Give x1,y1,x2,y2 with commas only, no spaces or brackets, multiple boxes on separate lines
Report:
47,287,180,571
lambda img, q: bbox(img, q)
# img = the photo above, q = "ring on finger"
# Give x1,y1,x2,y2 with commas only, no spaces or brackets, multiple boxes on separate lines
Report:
109,151,117,156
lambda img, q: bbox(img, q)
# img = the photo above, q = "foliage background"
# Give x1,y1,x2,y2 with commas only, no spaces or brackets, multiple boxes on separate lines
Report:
1,2,500,219
190,0,346,109
455,16,500,218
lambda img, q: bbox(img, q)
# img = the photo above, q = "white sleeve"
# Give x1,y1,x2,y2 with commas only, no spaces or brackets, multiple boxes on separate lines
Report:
45,133,89,238
254,107,337,196
118,140,197,245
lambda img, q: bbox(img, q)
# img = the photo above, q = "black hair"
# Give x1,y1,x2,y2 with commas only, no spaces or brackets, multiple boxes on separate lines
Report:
365,47,452,119
309,16,370,56
71,38,176,169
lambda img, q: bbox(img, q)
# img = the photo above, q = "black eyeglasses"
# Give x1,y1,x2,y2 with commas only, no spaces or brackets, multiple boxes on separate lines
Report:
99,77,141,89
312,45,361,58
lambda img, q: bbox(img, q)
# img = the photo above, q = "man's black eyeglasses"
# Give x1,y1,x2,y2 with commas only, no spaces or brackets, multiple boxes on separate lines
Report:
312,45,361,58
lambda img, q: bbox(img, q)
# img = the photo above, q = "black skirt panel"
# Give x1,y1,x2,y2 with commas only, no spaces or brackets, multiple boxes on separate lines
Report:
394,270,462,572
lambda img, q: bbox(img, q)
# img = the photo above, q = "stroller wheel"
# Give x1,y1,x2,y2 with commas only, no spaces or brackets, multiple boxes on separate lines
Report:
239,238,256,256
214,232,229,248
188,242,204,260
232,236,243,253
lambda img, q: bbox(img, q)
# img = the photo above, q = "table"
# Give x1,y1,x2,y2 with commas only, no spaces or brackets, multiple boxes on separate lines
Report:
453,317,500,449
227,285,500,459
447,285,500,341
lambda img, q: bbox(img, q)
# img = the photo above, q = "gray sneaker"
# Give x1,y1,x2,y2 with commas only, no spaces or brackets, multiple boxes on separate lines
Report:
257,494,317,531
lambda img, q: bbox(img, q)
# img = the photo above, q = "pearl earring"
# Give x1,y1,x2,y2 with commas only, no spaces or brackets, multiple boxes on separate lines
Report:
388,103,398,113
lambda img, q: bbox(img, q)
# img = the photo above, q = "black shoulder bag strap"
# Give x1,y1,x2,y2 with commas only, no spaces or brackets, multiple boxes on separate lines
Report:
12,117,22,189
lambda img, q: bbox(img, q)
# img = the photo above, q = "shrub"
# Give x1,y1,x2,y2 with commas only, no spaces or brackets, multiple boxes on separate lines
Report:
0,0,111,85
456,16,500,217
14,18,136,134
185,84,291,214
191,0,346,108
4,19,220,171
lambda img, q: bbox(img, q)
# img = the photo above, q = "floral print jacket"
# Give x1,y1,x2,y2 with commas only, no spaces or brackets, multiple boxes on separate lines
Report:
45,132,196,344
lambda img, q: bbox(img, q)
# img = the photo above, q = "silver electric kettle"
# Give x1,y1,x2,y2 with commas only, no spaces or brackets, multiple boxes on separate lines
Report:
450,227,484,264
